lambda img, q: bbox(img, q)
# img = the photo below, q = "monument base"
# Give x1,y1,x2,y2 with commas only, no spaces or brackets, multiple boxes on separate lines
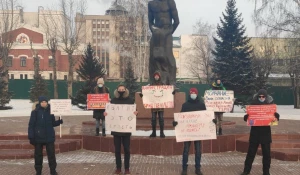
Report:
135,92,186,119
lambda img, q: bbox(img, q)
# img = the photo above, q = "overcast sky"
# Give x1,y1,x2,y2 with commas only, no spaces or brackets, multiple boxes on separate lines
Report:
19,0,257,37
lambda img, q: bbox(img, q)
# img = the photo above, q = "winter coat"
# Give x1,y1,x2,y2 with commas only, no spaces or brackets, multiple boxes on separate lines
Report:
210,82,226,90
180,96,206,112
93,86,110,120
248,89,276,144
28,104,61,143
110,88,135,137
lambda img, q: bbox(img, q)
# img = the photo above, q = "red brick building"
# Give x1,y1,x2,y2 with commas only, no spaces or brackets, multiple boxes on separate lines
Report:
6,27,82,80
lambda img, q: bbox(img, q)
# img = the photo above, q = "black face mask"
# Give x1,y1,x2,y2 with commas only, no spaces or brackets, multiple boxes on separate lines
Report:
118,91,125,97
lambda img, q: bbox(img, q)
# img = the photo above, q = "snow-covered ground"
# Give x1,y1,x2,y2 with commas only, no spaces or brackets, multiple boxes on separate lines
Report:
0,100,299,120
0,99,92,117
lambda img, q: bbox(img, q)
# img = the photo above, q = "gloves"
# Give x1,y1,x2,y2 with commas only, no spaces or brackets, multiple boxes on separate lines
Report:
172,90,176,95
172,121,178,127
274,112,280,121
29,139,35,146
244,114,249,122
139,93,143,98
59,117,63,124
212,119,217,124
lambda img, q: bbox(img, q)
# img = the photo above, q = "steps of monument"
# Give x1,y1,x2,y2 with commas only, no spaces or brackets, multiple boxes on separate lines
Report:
0,136,82,159
236,135,300,161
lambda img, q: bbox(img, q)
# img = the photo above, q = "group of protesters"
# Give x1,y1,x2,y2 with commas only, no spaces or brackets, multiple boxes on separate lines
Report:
28,74,279,175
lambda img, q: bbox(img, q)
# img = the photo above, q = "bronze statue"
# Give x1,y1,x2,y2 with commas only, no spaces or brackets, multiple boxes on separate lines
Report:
148,0,180,85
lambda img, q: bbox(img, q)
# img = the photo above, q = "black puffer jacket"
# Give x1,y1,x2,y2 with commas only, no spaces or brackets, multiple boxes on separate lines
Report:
248,89,277,144
110,88,135,137
181,96,206,112
28,105,61,143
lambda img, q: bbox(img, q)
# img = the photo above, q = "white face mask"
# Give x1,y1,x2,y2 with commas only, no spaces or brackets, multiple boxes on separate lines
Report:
98,84,103,88
190,94,197,100
154,77,159,80
258,98,265,102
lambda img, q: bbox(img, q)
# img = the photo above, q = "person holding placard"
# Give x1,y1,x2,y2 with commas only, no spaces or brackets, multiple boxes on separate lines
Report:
241,89,280,175
173,88,212,175
28,96,63,175
210,79,226,135
92,78,109,136
104,85,138,175
140,71,175,138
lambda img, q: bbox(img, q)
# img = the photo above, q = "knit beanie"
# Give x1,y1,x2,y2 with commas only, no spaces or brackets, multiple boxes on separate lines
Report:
189,88,198,95
38,96,48,103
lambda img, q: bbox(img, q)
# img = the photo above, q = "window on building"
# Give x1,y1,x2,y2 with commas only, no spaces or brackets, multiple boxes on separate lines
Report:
20,74,23,79
76,75,80,81
20,57,27,67
49,57,53,67
6,56,13,67
25,74,28,79
10,74,14,80
64,75,67,80
50,73,53,80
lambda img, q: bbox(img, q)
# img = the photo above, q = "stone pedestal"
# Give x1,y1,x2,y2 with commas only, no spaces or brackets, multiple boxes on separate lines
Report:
135,92,186,119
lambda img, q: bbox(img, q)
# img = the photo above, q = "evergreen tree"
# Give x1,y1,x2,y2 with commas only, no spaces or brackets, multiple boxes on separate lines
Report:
212,0,255,106
123,61,139,99
29,74,48,103
0,67,12,109
72,43,106,108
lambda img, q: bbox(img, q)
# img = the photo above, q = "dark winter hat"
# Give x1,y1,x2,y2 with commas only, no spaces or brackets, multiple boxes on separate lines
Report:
189,88,198,95
257,89,268,97
38,96,48,103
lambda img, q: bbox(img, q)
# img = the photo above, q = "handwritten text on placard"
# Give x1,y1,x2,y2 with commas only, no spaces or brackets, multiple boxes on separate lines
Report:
174,110,216,142
105,104,136,133
50,99,72,116
142,85,174,108
204,90,234,112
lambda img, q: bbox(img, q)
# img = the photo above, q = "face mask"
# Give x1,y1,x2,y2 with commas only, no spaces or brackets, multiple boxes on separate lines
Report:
98,84,103,88
258,98,265,102
118,91,125,96
190,94,197,100
155,77,159,80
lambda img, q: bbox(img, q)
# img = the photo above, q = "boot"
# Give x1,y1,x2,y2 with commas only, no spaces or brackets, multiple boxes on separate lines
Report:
195,168,203,175
50,170,58,175
181,169,187,175
114,168,122,174
102,128,106,136
149,127,156,137
125,169,131,174
95,128,99,136
35,166,42,175
219,128,223,135
160,125,165,138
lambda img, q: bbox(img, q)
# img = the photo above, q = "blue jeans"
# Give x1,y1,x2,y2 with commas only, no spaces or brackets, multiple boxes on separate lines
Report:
182,141,202,170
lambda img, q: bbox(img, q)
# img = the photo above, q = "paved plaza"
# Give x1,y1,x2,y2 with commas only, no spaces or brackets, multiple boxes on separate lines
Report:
0,150,300,175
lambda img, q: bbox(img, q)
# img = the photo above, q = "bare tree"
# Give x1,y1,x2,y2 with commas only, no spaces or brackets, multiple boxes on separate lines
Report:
42,0,87,98
251,0,300,108
0,0,20,107
184,19,214,83
251,38,278,89
39,9,59,99
108,0,150,81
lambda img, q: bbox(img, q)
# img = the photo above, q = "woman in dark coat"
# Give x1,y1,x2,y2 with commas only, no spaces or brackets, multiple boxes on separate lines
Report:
104,85,138,175
241,89,280,175
92,78,109,136
28,96,63,175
